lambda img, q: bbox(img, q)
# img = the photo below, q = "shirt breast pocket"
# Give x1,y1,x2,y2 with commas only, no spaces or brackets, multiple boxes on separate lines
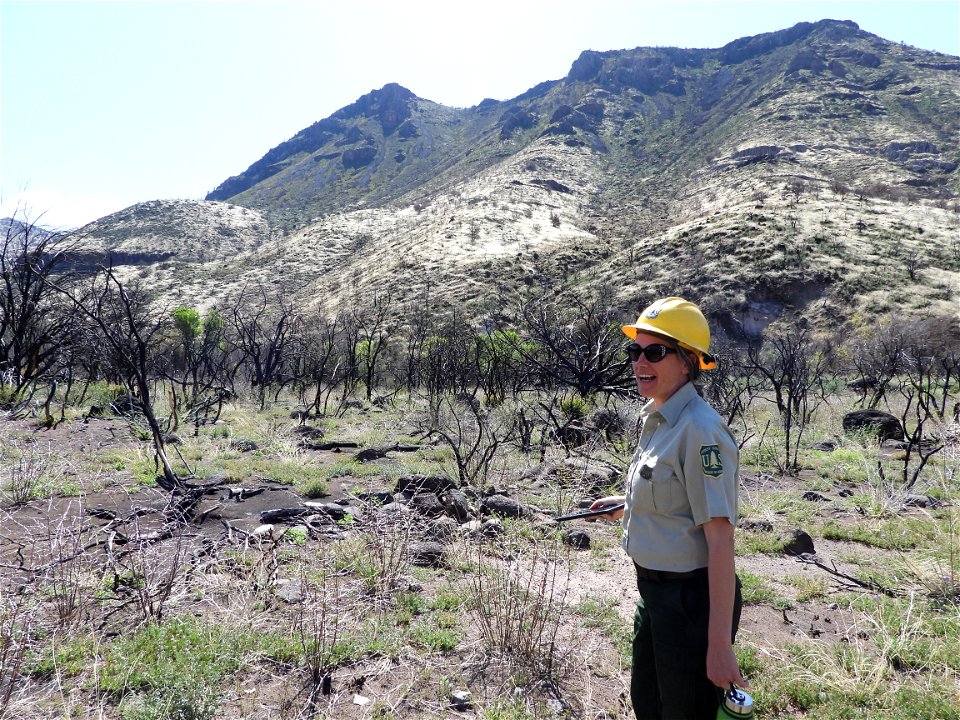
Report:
650,462,686,514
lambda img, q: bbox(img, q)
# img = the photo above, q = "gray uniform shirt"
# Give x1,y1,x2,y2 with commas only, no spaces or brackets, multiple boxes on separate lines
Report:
621,381,739,572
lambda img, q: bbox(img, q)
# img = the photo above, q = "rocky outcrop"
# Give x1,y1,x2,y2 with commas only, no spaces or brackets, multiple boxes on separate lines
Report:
341,146,378,169
335,82,415,135
842,409,905,442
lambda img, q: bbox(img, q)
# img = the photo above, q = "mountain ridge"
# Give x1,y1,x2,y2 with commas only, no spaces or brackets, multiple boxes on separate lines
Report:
67,18,959,337
202,19,957,231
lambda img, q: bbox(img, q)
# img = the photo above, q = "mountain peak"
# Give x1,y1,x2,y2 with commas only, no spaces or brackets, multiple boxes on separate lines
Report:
334,83,417,134
717,18,862,64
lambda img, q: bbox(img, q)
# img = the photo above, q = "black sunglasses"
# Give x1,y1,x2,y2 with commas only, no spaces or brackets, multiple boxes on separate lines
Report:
625,342,677,363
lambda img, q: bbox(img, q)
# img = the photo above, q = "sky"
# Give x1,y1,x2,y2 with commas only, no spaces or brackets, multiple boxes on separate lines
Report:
2,1,958,230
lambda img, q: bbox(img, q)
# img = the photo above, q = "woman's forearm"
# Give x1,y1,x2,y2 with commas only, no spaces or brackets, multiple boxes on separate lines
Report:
704,517,746,688
705,518,736,643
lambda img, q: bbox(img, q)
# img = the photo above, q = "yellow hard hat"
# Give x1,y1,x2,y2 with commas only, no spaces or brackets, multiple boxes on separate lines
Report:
622,297,718,370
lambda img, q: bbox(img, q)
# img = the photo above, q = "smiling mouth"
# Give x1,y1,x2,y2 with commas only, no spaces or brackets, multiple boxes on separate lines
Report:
637,375,656,381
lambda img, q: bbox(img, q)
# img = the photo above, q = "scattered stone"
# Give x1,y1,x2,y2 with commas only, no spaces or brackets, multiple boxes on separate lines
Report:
355,445,393,462
587,407,625,440
903,494,942,509
357,491,394,506
111,394,144,417
229,438,259,453
423,516,459,543
563,457,620,487
481,518,504,537
292,425,324,440
520,462,560,482
353,694,370,706
461,520,483,537
782,528,816,556
842,410,904,442
395,475,455,495
546,698,566,714
289,406,313,421
87,404,107,418
443,488,474,521
449,690,472,710
481,494,526,519
274,579,305,603
802,491,829,502
811,440,836,452
378,502,411,514
408,492,445,517
162,432,182,445
408,541,447,567
740,519,774,532
562,528,591,550
461,518,504,538
880,439,911,451
251,524,275,538
837,488,854,498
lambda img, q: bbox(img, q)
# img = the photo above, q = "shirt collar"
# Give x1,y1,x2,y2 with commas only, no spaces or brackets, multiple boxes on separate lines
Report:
640,382,698,428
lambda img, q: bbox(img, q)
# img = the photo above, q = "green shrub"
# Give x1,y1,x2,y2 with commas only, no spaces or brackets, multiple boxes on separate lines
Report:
409,623,461,652
298,477,329,499
560,395,590,420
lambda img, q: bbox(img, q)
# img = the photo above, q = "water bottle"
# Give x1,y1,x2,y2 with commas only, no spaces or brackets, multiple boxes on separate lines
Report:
717,686,754,719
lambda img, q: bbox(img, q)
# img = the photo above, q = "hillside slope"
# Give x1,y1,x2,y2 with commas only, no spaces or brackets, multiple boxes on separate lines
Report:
75,19,959,334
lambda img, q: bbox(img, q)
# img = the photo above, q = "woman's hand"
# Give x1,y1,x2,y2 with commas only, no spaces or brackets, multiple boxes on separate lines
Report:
707,641,747,690
585,495,626,521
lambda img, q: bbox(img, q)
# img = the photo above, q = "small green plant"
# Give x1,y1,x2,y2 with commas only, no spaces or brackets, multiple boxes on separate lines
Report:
783,575,830,601
1,440,59,504
409,622,461,652
298,477,330,499
559,395,590,420
739,572,777,604
210,424,231,440
429,588,466,612
812,445,870,484
283,527,308,545
332,517,412,596
480,698,537,720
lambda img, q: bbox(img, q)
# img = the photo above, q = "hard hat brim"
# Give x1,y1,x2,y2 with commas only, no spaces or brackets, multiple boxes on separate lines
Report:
622,322,717,371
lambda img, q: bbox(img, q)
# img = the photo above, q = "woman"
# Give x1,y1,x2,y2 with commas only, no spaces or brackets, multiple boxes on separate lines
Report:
589,296,746,720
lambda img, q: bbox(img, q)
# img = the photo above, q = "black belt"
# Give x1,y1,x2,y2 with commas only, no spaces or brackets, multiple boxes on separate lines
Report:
634,564,707,582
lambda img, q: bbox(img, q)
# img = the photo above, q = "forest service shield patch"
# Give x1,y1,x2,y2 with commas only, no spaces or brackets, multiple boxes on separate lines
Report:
699,444,723,477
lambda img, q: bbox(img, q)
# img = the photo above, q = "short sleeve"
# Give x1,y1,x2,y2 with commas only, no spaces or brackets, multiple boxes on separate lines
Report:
681,422,739,527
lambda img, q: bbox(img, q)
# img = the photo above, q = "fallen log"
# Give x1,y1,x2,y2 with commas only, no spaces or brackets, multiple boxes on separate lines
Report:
260,507,313,523
307,441,360,451
355,443,422,462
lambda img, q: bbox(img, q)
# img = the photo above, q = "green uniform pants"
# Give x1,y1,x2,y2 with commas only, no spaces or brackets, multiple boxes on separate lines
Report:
630,565,743,720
